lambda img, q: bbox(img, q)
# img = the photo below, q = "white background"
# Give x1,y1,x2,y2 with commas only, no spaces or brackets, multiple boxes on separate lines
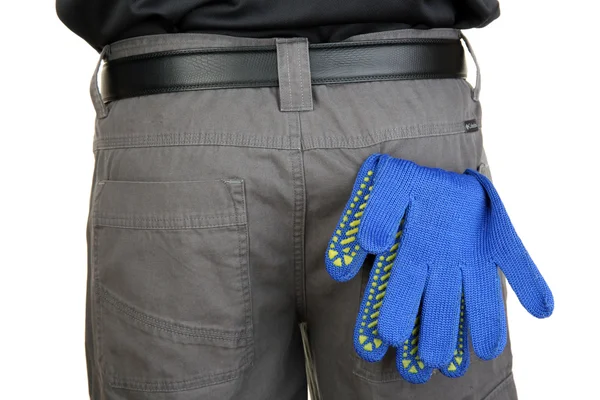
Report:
1,1,598,399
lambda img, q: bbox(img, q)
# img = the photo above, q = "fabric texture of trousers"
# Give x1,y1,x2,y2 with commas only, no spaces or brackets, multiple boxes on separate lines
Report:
85,28,517,400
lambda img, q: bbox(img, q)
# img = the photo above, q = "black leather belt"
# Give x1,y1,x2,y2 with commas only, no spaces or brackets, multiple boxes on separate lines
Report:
101,39,466,102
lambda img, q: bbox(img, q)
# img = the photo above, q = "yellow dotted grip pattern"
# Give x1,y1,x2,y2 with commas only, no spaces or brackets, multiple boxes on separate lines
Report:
440,295,470,378
325,163,378,282
328,173,373,267
353,229,402,363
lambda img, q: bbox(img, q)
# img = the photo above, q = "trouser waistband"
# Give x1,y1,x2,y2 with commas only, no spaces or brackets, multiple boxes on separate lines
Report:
90,29,480,117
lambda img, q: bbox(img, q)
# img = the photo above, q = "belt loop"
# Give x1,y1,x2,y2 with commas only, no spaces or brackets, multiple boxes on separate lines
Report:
90,45,110,119
459,32,481,102
275,38,314,112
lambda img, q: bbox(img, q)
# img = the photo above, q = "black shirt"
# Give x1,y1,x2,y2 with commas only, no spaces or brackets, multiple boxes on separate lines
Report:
56,0,500,52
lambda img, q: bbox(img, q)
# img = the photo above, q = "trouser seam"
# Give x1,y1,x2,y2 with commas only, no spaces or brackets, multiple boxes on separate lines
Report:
288,112,307,320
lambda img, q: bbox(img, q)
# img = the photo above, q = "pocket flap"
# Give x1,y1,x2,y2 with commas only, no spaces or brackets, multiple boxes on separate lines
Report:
92,179,246,229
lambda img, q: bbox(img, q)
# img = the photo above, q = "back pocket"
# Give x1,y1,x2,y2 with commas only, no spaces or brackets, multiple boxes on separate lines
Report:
90,179,253,392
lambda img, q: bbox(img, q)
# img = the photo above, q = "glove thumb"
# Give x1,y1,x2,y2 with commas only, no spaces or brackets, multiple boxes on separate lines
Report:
466,169,554,318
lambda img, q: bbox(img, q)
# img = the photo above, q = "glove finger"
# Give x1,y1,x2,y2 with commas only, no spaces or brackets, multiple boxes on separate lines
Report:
378,242,427,346
500,251,554,319
396,313,434,384
463,261,507,360
466,169,554,318
418,263,462,368
439,294,470,379
326,153,381,282
353,232,404,362
358,155,413,254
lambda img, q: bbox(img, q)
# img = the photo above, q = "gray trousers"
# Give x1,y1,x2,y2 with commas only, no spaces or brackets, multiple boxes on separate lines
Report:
85,28,517,400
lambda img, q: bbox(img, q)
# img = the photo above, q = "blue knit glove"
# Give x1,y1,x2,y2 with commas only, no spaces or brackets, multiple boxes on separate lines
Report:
325,154,469,383
358,156,554,368
353,220,470,383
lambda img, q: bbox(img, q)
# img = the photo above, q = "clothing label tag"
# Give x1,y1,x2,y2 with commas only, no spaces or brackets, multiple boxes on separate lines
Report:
464,120,479,133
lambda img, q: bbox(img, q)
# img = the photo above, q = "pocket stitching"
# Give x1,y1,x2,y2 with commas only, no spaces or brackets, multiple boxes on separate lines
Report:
92,179,247,230
107,344,254,393
92,217,243,230
97,283,251,342
94,235,254,391
92,179,254,392
227,180,254,343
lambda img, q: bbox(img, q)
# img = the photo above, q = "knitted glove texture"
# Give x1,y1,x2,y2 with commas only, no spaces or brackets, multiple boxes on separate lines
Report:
358,156,553,367
325,154,553,382
325,154,468,383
